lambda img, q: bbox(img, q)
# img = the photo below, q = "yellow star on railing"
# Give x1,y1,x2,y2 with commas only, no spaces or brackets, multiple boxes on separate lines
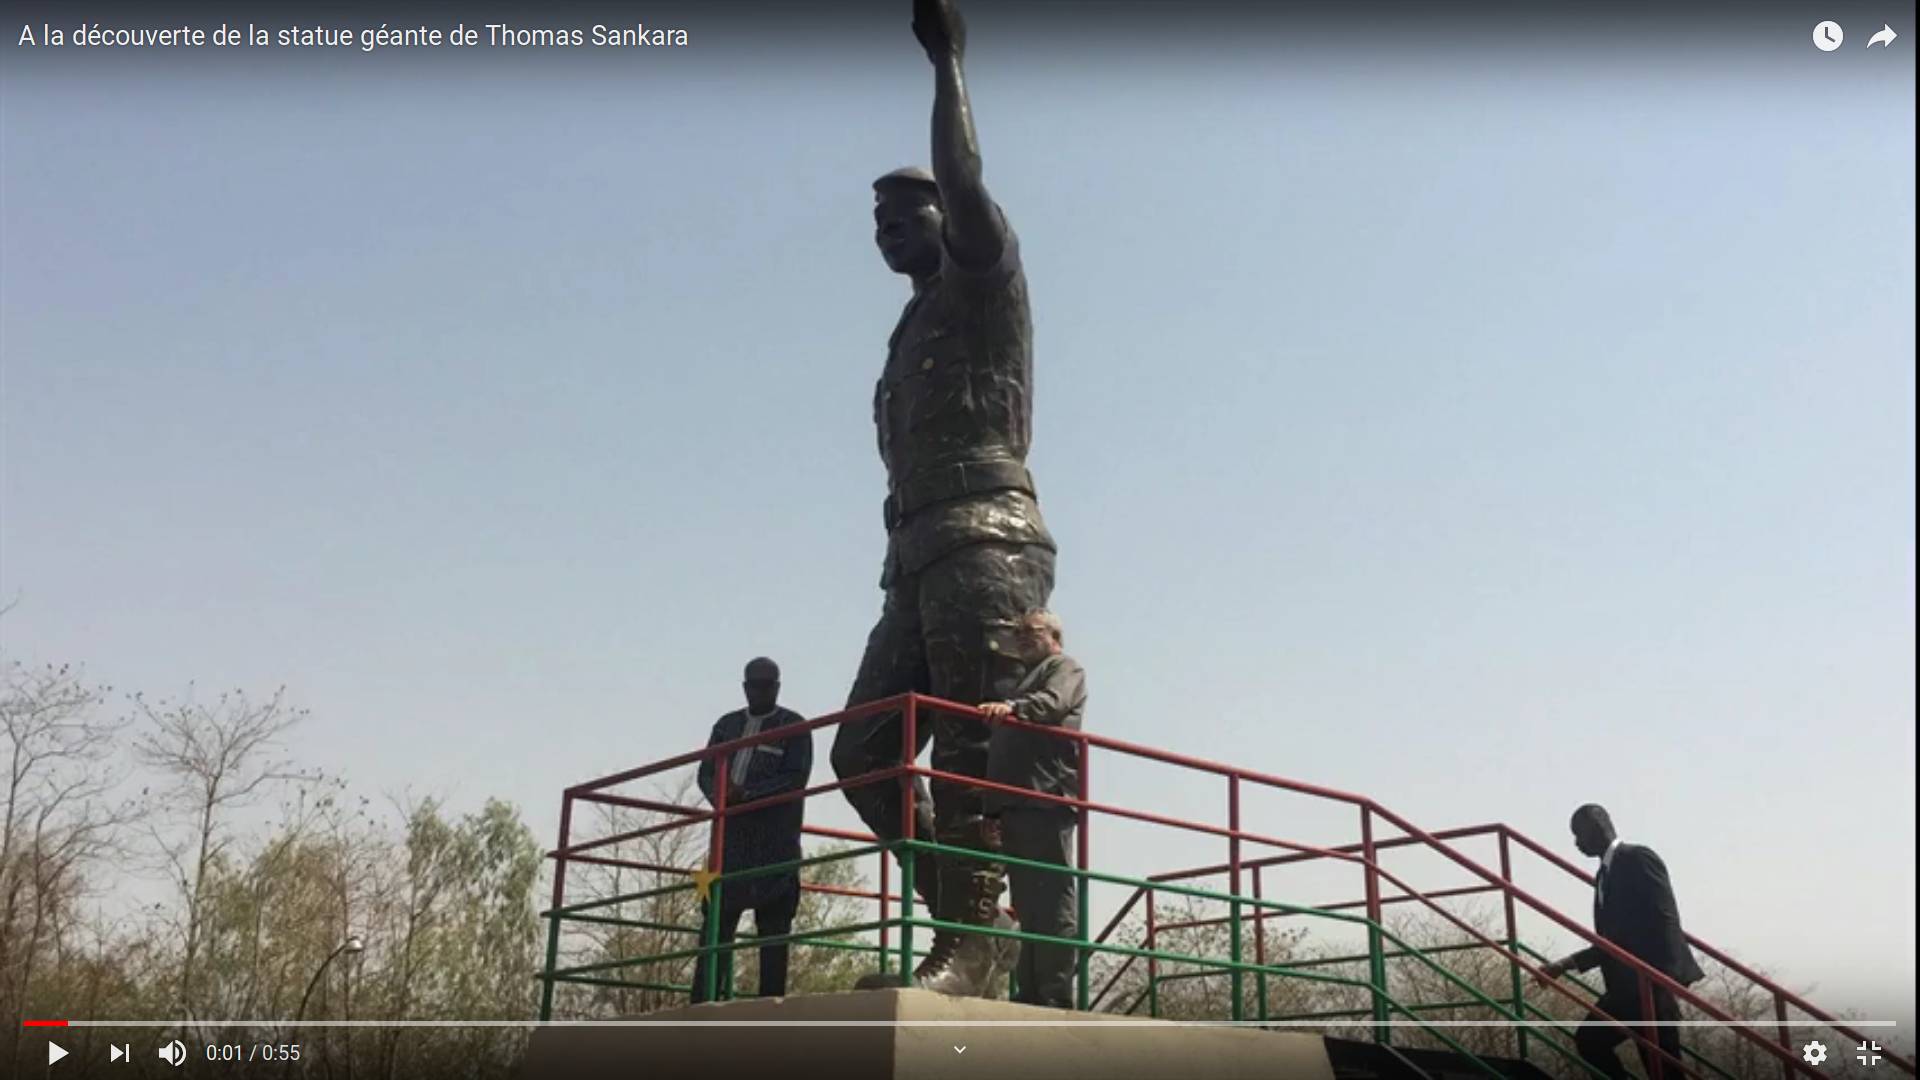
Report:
691,867,720,902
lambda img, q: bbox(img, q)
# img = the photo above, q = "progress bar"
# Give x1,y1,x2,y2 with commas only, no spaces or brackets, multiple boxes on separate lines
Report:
32,1020,1906,1029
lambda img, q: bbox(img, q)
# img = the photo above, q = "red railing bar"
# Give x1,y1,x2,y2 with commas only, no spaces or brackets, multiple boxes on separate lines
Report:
1142,824,1503,886
1499,830,1527,1063
560,768,907,858
566,696,906,795
909,692,1373,806
1088,891,1149,1007
803,824,878,844
567,789,877,846
1774,994,1794,1080
1228,775,1243,1020
914,764,1354,862
1077,719,1093,1010
570,791,701,816
1090,890,1147,953
1151,884,1500,935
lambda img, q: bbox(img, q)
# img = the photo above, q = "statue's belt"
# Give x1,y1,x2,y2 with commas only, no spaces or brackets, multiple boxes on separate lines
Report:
884,460,1035,530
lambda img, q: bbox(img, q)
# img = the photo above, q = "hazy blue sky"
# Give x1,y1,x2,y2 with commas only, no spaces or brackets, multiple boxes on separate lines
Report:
3,2,1914,1033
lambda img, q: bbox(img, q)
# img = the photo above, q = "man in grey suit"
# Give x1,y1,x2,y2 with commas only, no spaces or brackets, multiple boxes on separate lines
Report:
978,608,1088,1008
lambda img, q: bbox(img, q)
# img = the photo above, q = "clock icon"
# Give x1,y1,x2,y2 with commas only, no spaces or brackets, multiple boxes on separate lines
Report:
1813,21,1844,51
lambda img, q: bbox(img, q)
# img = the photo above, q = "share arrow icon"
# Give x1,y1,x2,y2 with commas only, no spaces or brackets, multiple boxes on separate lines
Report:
1868,24,1897,47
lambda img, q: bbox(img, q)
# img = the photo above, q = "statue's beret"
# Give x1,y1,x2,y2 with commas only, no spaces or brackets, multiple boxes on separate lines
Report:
873,166,940,201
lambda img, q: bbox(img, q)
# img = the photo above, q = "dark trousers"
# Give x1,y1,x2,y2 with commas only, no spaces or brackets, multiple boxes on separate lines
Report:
1577,986,1683,1079
689,876,801,1003
831,542,1056,912
999,807,1078,1008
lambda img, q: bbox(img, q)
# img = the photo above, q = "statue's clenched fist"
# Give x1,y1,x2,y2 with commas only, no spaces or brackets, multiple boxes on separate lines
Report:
913,0,967,62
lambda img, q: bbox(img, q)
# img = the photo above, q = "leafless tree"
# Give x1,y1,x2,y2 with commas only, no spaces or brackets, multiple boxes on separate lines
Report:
131,685,316,1020
0,655,132,1074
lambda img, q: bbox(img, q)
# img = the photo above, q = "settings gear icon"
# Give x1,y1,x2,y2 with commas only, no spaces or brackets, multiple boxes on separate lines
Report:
1803,1041,1829,1066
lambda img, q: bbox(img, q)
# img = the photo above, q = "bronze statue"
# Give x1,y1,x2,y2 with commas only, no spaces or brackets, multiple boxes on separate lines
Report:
830,0,1057,998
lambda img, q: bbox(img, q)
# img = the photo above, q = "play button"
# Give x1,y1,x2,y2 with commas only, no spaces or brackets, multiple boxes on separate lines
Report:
48,1042,69,1065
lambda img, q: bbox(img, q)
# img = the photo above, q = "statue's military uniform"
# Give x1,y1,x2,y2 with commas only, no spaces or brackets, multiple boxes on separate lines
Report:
830,202,1056,967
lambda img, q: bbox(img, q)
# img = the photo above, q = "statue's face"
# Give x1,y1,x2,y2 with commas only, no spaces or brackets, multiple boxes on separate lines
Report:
874,194,943,276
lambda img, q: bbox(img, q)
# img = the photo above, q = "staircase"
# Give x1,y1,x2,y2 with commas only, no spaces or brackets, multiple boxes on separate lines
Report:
1325,1038,1555,1079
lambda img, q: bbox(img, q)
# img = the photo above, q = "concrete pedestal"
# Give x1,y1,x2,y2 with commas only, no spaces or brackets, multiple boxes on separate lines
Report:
522,989,1336,1080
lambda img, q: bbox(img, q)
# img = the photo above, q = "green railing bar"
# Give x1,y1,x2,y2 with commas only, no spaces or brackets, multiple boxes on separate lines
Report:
1367,923,1388,1045
539,910,562,1021
555,974,692,995
1230,891,1244,1022
1077,862,1091,1011
545,918,901,981
1160,937,1491,975
900,848,916,986
894,838,1372,927
545,912,909,960
544,843,892,919
542,941,936,993
551,913,699,934
1263,998,1525,1023
701,877,724,1004
547,879,694,916
1261,1005,1385,1022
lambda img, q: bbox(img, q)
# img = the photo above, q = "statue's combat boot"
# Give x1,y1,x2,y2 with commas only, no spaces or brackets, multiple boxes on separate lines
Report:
914,817,1009,998
915,866,1007,997
853,925,962,991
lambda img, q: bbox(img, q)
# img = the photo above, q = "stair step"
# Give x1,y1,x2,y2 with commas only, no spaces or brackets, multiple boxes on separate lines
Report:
1325,1036,1554,1080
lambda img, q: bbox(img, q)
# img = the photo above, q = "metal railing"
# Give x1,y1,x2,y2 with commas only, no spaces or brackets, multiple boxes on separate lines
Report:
535,692,1910,1080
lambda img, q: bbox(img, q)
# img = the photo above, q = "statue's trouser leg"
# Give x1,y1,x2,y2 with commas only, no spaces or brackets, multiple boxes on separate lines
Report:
834,579,942,924
916,542,1057,997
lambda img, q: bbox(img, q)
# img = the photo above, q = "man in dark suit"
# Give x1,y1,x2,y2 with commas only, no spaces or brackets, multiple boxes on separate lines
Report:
978,608,1088,1009
1539,804,1705,1079
690,657,813,1003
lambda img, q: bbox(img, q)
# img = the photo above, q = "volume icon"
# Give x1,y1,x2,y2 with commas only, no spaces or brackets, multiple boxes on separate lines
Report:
158,1040,186,1066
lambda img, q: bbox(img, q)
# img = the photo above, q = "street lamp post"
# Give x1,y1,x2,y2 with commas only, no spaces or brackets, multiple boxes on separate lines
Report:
289,936,363,1077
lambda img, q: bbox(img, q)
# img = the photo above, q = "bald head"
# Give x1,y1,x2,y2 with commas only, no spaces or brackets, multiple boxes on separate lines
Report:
743,657,780,712
1570,804,1616,857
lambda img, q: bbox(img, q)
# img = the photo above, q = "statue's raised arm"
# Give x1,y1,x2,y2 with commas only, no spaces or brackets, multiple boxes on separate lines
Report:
913,0,1009,271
